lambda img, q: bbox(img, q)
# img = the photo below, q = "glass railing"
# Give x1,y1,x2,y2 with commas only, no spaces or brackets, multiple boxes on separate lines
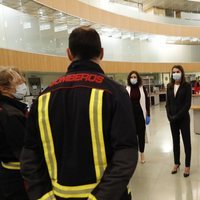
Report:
1,4,200,63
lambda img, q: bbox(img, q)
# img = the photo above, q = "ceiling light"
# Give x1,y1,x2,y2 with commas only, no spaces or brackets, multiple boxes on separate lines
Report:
187,0,200,2
181,37,190,41
130,36,135,40
190,38,198,42
150,36,167,44
54,24,68,32
40,23,51,31
38,10,44,15
112,32,121,39
23,22,31,29
121,34,130,39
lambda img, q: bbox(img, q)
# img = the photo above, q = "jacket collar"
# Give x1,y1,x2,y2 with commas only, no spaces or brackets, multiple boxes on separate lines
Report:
67,60,105,74
0,95,27,113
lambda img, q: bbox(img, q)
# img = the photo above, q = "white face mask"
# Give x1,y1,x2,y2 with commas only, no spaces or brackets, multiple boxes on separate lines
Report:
172,73,182,81
130,78,137,85
13,83,27,99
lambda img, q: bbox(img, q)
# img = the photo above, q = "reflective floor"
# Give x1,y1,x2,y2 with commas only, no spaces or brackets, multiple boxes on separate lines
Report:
130,102,200,200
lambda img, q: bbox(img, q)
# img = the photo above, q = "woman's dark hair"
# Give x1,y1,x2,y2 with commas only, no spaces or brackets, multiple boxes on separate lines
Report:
170,65,186,86
69,26,102,60
127,70,142,86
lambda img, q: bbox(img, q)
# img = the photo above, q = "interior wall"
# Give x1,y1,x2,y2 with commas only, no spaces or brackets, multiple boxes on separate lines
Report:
1,48,200,74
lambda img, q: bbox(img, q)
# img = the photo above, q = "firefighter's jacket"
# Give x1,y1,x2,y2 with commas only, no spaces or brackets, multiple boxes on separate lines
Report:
0,95,27,170
21,60,138,200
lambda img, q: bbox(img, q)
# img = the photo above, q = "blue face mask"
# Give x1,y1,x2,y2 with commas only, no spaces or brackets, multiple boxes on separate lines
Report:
172,73,182,81
130,78,137,85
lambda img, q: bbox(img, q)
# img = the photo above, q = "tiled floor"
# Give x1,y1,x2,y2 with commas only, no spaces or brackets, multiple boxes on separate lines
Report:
130,102,200,200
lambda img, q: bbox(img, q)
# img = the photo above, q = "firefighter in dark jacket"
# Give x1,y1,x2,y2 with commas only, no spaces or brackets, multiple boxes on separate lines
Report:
0,67,29,199
21,26,138,200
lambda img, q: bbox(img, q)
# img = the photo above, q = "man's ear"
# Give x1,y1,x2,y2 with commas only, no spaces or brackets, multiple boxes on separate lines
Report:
99,48,104,60
67,48,74,61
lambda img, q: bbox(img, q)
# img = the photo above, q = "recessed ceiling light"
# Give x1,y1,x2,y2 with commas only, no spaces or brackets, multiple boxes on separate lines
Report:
40,23,51,31
187,0,200,2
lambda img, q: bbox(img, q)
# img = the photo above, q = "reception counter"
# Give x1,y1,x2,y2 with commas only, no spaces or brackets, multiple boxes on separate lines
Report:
192,94,200,106
191,105,200,134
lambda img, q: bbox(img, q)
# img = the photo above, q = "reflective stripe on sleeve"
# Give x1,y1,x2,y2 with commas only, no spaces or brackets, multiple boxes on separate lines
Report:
1,162,20,170
39,190,56,200
88,193,97,200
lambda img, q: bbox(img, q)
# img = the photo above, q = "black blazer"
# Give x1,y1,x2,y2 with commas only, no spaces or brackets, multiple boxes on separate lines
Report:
166,82,192,121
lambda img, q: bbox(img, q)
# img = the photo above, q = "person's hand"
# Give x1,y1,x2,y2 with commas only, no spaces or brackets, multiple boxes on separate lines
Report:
146,116,150,125
169,115,176,122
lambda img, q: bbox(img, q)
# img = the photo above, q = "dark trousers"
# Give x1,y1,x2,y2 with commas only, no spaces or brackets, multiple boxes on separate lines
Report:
133,104,146,153
0,164,29,200
170,116,191,167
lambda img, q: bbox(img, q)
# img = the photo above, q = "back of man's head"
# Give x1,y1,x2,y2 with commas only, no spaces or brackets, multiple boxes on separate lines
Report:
69,26,102,60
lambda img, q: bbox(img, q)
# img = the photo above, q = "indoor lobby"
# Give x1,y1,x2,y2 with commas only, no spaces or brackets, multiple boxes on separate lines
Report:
0,0,200,200
130,102,200,200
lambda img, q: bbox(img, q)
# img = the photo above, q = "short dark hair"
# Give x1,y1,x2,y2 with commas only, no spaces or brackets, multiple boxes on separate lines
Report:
69,26,102,60
170,65,186,85
127,70,142,86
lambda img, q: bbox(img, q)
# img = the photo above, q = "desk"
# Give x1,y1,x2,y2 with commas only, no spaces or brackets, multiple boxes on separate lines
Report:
159,92,166,102
192,94,200,106
150,94,159,105
191,105,200,134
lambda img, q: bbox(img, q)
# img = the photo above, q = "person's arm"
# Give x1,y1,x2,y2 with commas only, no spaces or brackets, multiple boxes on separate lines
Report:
143,86,150,124
143,86,150,117
90,89,138,200
20,101,55,200
165,84,171,121
5,115,26,160
174,83,192,120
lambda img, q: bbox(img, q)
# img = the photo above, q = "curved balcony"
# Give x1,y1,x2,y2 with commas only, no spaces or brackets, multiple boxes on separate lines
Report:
34,0,200,37
1,1,200,73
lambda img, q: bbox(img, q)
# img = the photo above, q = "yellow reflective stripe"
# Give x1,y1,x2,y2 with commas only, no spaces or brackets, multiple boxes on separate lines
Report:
52,181,97,191
90,89,100,179
51,181,98,198
88,193,97,200
1,162,20,170
38,91,105,198
97,90,107,171
39,190,56,200
38,93,57,181
89,89,107,181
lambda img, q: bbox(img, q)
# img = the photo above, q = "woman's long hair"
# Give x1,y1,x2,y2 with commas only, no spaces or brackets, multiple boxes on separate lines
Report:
127,70,142,87
169,65,186,87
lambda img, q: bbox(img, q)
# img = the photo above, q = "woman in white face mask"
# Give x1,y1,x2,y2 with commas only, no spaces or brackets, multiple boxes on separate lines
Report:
166,65,192,177
0,67,29,199
126,71,150,164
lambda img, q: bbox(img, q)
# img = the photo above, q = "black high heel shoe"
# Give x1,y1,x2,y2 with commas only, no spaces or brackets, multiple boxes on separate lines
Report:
183,167,190,177
171,164,180,174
